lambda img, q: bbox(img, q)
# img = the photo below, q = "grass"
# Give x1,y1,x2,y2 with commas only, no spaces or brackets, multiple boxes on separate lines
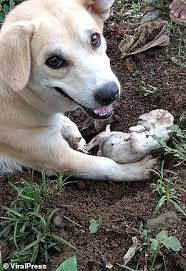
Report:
168,20,186,69
152,124,186,163
118,227,182,271
141,81,158,97
0,0,23,22
151,161,186,217
151,116,186,217
0,172,76,265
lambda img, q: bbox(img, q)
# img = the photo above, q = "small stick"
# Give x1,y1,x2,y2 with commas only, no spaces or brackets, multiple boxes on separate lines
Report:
63,215,84,230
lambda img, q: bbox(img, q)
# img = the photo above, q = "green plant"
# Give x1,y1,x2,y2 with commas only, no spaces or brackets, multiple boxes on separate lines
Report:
125,1,143,19
152,124,186,162
89,218,101,234
56,256,78,271
150,230,182,270
168,22,186,69
118,227,182,271
141,82,158,97
0,0,23,22
151,161,186,216
131,1,142,13
180,111,186,122
153,124,186,162
143,0,169,12
0,248,2,271
0,173,75,264
39,171,67,198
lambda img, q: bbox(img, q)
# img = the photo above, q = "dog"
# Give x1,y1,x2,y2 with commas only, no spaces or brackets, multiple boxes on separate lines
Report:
0,0,159,181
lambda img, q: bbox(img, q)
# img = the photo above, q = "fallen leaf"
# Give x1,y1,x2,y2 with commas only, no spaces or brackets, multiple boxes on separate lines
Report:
125,57,136,74
123,237,139,265
119,21,169,57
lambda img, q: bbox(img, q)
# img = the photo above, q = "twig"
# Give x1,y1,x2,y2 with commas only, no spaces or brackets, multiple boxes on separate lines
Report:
63,216,84,229
116,263,136,271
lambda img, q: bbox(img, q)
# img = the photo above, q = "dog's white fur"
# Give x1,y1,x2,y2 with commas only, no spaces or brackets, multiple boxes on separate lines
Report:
0,0,159,181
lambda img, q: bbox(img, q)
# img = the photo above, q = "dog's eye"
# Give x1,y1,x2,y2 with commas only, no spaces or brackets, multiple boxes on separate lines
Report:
45,55,67,69
91,33,101,49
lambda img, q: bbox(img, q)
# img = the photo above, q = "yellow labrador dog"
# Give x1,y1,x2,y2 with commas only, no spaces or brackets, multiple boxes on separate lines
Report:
0,0,158,181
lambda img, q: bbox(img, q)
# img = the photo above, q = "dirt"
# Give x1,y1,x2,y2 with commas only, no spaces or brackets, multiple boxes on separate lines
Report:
0,1,186,271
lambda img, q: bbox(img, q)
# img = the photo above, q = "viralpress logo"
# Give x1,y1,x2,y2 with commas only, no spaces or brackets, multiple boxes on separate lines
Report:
2,263,47,270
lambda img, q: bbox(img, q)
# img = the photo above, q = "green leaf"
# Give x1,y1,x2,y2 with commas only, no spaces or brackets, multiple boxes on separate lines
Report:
155,196,167,211
163,236,182,252
3,4,9,13
150,239,159,252
156,230,168,242
89,219,100,234
56,256,78,271
168,125,184,137
170,199,186,217
151,135,167,147
0,11,5,22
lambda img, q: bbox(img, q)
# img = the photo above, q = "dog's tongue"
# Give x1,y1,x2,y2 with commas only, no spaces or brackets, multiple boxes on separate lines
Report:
94,105,112,116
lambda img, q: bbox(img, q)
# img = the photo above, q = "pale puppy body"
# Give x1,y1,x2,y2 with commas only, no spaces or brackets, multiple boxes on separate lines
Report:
85,109,174,163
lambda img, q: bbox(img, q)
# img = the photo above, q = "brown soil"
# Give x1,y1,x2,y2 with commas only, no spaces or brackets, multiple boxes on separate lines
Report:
0,1,186,271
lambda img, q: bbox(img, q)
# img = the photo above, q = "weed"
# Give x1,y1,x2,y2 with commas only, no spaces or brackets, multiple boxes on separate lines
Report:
143,0,169,12
171,36,186,69
0,0,23,22
125,1,143,19
168,21,186,69
0,173,75,264
118,227,182,271
56,256,78,271
0,248,2,271
89,218,101,234
141,81,158,96
149,229,182,270
180,111,186,122
131,1,142,14
152,124,186,162
151,161,186,216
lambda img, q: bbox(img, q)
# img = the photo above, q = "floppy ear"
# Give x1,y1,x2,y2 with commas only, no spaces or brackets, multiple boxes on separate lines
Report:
0,23,33,91
86,0,115,21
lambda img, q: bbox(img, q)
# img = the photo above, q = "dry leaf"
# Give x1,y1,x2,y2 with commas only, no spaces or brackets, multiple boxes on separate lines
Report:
119,21,170,57
125,57,136,74
123,237,139,266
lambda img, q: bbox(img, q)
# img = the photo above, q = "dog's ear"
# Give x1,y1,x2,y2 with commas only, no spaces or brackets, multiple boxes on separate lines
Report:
85,0,115,21
0,23,34,91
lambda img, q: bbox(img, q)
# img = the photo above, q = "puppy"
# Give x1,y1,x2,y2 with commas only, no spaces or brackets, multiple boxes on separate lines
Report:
0,0,159,181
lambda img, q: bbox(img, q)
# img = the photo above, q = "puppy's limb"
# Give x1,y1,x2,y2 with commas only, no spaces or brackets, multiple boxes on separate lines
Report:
60,116,86,151
1,129,159,181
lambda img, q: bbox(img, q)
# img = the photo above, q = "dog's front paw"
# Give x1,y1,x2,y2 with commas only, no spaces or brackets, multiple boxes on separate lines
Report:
137,155,160,180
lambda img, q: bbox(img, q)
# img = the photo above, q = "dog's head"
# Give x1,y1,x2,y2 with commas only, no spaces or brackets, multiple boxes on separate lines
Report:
0,0,120,119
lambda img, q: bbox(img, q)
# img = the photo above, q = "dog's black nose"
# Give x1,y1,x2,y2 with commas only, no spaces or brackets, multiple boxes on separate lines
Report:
94,82,119,106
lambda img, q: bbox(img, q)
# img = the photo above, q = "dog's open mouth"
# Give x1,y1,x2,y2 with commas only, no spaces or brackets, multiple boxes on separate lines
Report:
54,87,113,119
83,105,113,119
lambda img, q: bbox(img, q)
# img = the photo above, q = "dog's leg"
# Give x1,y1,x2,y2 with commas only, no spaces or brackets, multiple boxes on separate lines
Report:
2,127,159,181
65,152,159,181
1,123,160,181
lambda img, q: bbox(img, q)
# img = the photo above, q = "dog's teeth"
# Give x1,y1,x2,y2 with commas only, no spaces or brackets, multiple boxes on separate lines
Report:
94,105,112,116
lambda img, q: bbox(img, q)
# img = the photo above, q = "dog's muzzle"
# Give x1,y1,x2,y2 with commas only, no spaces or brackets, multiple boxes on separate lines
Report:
54,82,119,119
